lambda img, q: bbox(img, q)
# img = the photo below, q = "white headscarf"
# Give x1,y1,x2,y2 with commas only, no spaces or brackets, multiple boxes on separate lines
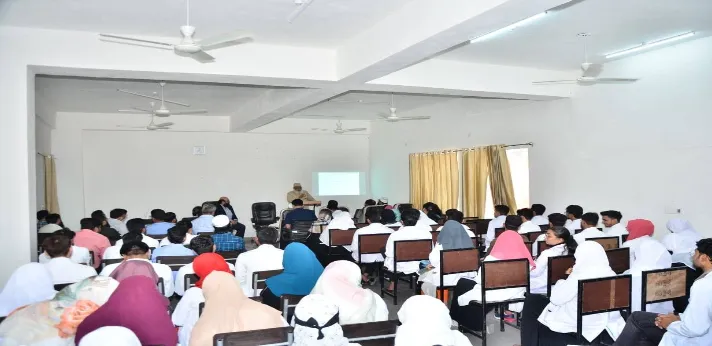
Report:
78,326,142,346
630,239,672,272
327,211,355,230
396,296,469,346
570,241,616,280
0,263,56,316
663,219,701,254
293,294,354,346
310,261,379,325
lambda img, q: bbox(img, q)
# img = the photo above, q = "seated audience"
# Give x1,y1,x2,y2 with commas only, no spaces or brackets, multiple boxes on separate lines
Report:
312,208,356,265
235,227,284,297
145,209,173,236
77,326,141,346
436,209,475,236
192,202,216,234
108,208,129,235
383,208,432,292
626,239,673,313
350,208,394,284
39,228,92,265
326,199,339,211
451,228,535,333
564,204,583,232
261,243,324,310
613,238,712,346
419,220,476,297
0,263,55,317
531,204,548,226
109,260,159,283
573,212,607,244
159,219,195,246
365,198,377,207
100,241,174,297
417,207,439,229
601,210,627,244
42,235,96,284
38,213,63,233
381,209,402,228
423,202,444,224
485,204,510,249
536,241,623,345
532,213,568,256
91,210,121,245
291,295,355,346
624,219,664,265
75,276,177,346
189,272,286,346
74,218,111,269
311,261,389,324
211,215,245,251
396,295,473,346
317,208,333,224
518,208,541,234
284,199,317,230
37,209,49,230
113,218,159,248
214,197,246,237
175,236,236,296
663,218,701,255
104,232,142,261
150,225,196,262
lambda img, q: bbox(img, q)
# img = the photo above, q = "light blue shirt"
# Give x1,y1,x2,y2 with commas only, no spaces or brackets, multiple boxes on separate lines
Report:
192,215,214,234
146,222,173,236
151,244,196,262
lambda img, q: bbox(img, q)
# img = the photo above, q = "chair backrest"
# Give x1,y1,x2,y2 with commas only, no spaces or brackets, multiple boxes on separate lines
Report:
358,233,390,261
606,247,630,274
621,234,629,243
157,277,165,295
342,320,398,346
430,230,440,245
494,227,505,238
574,229,583,234
279,208,293,227
251,202,277,224
147,234,167,240
474,219,491,235
213,327,292,346
353,208,365,223
590,236,620,250
524,241,533,257
470,236,479,248
157,255,196,271
641,267,688,311
537,240,552,255
440,248,479,287
217,250,242,262
577,275,632,342
393,239,432,264
527,231,546,242
54,282,74,291
101,258,123,268
481,259,530,300
291,220,314,233
538,224,549,231
329,228,357,247
185,274,199,290
547,254,576,297
355,223,369,229
252,269,284,296
430,224,440,232
280,294,305,322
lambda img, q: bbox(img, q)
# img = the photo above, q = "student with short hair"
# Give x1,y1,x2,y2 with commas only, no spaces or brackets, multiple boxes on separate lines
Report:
326,200,339,211
383,209,432,292
436,209,475,236
108,208,129,235
159,220,195,246
113,218,159,248
146,209,173,236
564,205,584,232
485,205,510,249
235,227,284,297
151,226,196,262
38,213,64,234
350,207,394,284
531,204,548,226
42,235,97,284
192,202,216,234
74,218,111,269
518,208,541,234
601,210,627,245
99,241,174,297
573,212,607,244
103,232,142,261
91,210,121,245
211,215,245,252
284,199,317,230
380,209,401,228
39,228,92,265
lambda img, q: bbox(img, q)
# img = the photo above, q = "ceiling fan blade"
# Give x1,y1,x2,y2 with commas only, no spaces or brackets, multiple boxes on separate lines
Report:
199,32,252,50
288,0,316,23
154,122,174,127
398,116,431,121
341,128,367,132
593,77,639,83
292,114,345,119
169,109,208,115
116,125,148,129
116,89,189,107
532,80,578,84
99,34,174,48
581,63,603,78
118,108,152,114
189,50,215,63
377,113,390,119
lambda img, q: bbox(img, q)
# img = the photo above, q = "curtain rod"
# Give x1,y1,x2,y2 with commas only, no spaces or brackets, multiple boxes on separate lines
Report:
414,142,533,154
37,152,52,158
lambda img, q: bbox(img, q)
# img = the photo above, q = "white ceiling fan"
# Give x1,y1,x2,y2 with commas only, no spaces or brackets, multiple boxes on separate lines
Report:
312,121,366,134
378,94,431,122
288,0,316,23
99,0,252,63
533,33,639,86
117,82,207,117
118,112,174,131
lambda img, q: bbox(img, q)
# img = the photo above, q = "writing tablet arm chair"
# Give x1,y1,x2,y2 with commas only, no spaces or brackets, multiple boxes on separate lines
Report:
640,267,688,312
328,228,357,256
576,275,632,345
380,239,432,305
438,248,480,303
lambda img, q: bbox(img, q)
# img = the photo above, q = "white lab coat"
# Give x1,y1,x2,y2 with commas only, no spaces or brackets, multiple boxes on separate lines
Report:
531,215,549,226
529,244,568,294
625,239,674,313
564,218,581,232
604,223,629,246
174,260,235,296
159,233,195,247
108,218,129,235
384,226,432,274
234,244,284,297
519,220,542,234
623,236,665,269
663,219,701,255
419,243,476,290
100,258,174,297
43,257,97,284
485,215,506,248
172,286,204,346
350,223,393,263
659,272,712,346
457,255,527,307
320,211,356,250
38,245,91,265
573,227,607,245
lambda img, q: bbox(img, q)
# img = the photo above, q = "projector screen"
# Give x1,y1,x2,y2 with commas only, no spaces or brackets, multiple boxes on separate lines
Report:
316,172,362,196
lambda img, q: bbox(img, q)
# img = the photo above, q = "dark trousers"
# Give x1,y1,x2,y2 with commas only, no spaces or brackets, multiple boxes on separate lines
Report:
537,324,579,346
613,311,666,346
303,234,354,267
449,278,493,332
260,287,281,310
233,222,246,238
520,294,550,346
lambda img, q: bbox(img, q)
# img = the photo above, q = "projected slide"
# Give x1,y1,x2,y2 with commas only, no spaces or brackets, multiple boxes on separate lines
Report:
317,172,361,196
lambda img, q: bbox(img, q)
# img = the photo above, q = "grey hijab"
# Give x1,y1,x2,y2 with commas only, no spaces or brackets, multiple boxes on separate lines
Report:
437,220,474,250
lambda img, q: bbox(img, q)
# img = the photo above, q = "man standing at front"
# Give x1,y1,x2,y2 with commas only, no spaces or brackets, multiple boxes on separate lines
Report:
286,183,316,204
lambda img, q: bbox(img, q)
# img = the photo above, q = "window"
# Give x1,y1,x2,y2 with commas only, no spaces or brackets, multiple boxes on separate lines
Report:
482,148,530,218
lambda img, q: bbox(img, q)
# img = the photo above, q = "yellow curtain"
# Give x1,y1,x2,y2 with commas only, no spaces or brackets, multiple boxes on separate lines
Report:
487,145,517,212
462,148,490,218
409,152,459,211
44,155,60,213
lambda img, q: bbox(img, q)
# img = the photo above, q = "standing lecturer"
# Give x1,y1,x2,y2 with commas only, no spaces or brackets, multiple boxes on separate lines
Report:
286,183,315,203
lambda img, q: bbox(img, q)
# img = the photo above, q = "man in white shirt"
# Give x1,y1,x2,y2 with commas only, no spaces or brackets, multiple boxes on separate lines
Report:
436,209,475,237
38,229,92,265
38,213,64,234
351,208,394,284
42,234,97,284
531,204,549,226
112,218,160,249
601,210,628,245
235,227,284,297
573,212,607,245
100,240,174,297
192,202,216,234
159,219,195,247
173,235,237,296
518,208,542,234
564,205,584,232
384,208,432,291
485,205,510,249
108,208,129,235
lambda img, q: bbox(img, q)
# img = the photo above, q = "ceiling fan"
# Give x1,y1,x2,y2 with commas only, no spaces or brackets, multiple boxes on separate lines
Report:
99,0,252,63
118,113,174,131
533,33,639,86
117,82,207,117
312,121,366,134
288,0,316,23
378,95,431,122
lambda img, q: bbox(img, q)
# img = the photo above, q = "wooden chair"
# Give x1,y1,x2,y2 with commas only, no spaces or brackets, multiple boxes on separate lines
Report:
641,267,688,312
157,255,196,271
217,250,243,262
474,219,491,236
537,240,553,255
146,234,167,240
538,224,549,231
430,230,440,245
342,320,398,346
527,231,545,242
524,241,533,257
459,258,530,346
213,327,292,346
576,275,632,344
380,239,432,305
157,277,165,296
590,236,620,250
280,294,305,322
54,282,74,291
606,248,630,274
494,227,505,238
328,228,357,255
430,224,440,231
437,248,479,303
357,233,390,264
252,269,284,297
547,254,575,297
470,236,479,248
621,234,629,243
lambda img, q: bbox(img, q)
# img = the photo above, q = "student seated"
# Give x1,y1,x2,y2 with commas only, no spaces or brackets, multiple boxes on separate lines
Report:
211,215,245,252
158,220,195,246
663,218,701,255
38,229,92,265
235,227,284,297
145,209,173,236
573,212,606,244
42,235,96,284
350,207,394,284
174,236,235,296
260,243,323,310
564,205,583,232
312,208,356,265
74,218,111,269
396,295,473,346
91,210,121,245
0,263,55,317
192,202,216,234
625,238,673,313
284,199,318,230
419,220,477,297
422,202,443,224
150,225,196,262
99,241,174,297
613,238,712,346
383,208,432,292
601,210,628,245
108,208,129,235
530,204,549,226
381,208,402,228
485,205,510,249
436,209,475,236
112,218,159,249
624,219,666,266
518,208,541,234
531,213,568,257
38,213,63,233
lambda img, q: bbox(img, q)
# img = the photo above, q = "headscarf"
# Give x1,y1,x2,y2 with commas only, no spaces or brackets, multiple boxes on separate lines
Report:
266,243,323,296
327,211,355,230
311,261,379,325
109,260,158,283
0,276,118,346
396,295,461,346
570,241,616,280
75,276,176,346
664,218,701,254
293,294,351,346
0,263,56,317
392,205,402,222
437,220,474,250
626,219,655,242
193,253,231,288
489,230,536,267
630,239,672,272
190,271,284,346
78,326,141,346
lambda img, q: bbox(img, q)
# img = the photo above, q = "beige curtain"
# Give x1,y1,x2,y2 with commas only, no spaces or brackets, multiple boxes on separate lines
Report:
409,152,459,211
462,148,490,218
486,145,517,212
44,156,60,213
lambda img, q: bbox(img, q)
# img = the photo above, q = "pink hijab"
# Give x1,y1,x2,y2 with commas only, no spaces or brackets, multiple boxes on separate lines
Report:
109,260,159,283
626,219,655,241
490,230,536,267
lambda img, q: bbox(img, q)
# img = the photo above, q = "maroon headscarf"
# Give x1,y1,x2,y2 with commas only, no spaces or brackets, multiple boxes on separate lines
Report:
75,276,176,346
109,260,159,283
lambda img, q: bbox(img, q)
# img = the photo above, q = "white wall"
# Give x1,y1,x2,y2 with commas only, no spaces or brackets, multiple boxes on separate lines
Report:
370,36,712,237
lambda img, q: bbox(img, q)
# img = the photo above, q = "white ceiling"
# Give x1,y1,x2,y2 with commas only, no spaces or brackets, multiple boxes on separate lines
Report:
441,0,712,70
0,0,412,48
